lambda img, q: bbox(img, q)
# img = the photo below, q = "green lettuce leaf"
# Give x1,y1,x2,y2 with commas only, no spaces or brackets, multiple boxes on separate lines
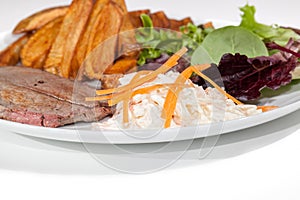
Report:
191,26,268,65
239,4,300,46
136,14,213,66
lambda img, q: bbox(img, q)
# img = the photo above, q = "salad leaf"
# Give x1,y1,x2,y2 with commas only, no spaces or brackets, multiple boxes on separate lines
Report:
136,14,183,65
136,14,213,66
266,39,300,80
191,26,268,65
180,23,213,50
239,4,300,46
218,52,298,101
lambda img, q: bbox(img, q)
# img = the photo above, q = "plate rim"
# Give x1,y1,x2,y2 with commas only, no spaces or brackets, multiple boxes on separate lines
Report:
1,99,299,144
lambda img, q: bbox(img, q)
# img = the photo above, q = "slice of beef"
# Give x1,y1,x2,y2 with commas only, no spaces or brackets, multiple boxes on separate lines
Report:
0,66,99,107
0,66,112,128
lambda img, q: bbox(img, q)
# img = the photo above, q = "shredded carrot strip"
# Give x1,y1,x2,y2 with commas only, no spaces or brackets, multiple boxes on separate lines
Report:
257,106,278,112
132,84,189,96
122,71,152,124
106,71,151,106
163,64,211,128
95,47,188,96
107,83,190,106
163,90,178,128
162,64,244,128
162,67,193,127
190,65,243,105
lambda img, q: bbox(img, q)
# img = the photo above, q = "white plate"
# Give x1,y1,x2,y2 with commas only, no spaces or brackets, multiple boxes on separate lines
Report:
1,29,300,144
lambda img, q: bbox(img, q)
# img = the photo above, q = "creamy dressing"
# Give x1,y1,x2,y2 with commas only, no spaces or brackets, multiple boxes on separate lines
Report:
93,71,262,129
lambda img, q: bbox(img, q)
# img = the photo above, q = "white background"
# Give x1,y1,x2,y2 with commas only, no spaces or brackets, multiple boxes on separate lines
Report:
0,0,300,200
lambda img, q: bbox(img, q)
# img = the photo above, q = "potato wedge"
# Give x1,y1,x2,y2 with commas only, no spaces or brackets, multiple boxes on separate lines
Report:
0,34,30,66
128,10,150,28
81,1,123,80
72,0,110,78
182,17,194,26
113,0,127,12
31,53,47,69
20,16,63,69
114,0,137,57
44,0,93,78
170,17,193,31
85,1,123,58
116,21,139,66
150,11,170,29
104,57,137,74
75,0,136,79
13,6,68,34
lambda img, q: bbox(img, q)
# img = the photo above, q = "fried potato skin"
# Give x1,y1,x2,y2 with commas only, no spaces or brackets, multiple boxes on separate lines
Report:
112,0,128,13
13,6,68,34
72,0,110,78
128,10,151,28
20,16,63,69
81,1,124,80
150,11,171,29
0,34,30,66
44,0,93,78
113,0,138,65
170,17,193,31
104,57,137,74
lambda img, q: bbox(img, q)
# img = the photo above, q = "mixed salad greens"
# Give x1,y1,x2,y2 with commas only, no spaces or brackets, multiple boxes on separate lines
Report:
136,4,300,101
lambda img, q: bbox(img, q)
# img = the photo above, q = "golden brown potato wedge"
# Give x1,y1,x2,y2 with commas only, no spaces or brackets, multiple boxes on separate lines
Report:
75,0,137,79
104,57,137,74
150,11,170,29
44,0,93,78
81,1,123,80
0,34,30,66
13,6,68,34
128,10,151,28
31,53,47,69
114,0,137,57
72,0,110,78
113,0,127,12
182,17,194,26
86,1,122,58
169,17,193,31
20,16,63,69
169,19,183,31
116,27,139,65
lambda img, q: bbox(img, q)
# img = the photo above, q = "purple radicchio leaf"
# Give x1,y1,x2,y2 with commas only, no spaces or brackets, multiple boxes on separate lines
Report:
218,51,298,101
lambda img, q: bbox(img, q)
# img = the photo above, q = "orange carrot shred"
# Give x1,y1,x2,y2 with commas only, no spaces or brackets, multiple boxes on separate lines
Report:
95,47,188,96
163,64,211,128
190,65,243,105
122,71,152,124
257,106,278,112
108,83,189,106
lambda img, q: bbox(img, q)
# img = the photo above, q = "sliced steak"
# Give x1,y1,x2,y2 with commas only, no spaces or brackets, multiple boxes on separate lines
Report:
0,66,112,128
0,66,100,107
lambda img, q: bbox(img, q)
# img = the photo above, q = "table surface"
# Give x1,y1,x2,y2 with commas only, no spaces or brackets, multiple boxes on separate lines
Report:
0,0,300,199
